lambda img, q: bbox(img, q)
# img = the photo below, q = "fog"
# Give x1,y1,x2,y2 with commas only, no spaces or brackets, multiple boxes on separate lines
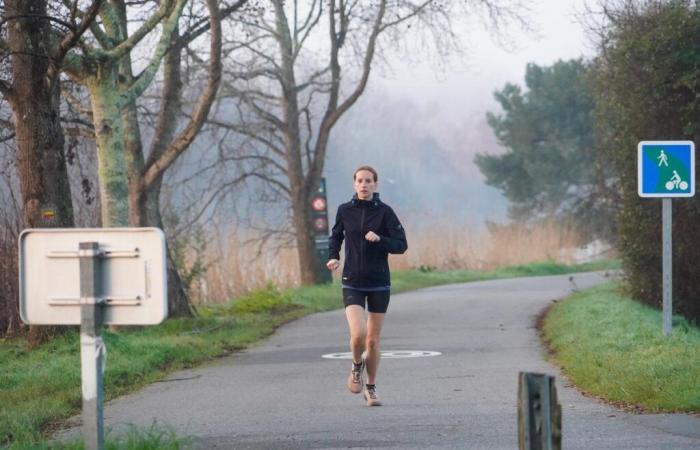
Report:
324,0,596,227
157,0,596,234
324,90,506,226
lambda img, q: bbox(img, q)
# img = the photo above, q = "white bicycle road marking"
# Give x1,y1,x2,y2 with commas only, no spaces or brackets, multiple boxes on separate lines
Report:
322,350,442,359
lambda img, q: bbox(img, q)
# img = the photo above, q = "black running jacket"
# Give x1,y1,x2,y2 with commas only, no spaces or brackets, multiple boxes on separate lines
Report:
329,193,407,288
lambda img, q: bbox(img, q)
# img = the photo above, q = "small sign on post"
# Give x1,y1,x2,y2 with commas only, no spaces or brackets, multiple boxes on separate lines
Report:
19,228,168,450
638,141,695,336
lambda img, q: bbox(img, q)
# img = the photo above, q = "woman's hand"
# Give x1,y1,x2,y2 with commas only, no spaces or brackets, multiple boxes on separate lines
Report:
365,231,381,242
326,259,340,271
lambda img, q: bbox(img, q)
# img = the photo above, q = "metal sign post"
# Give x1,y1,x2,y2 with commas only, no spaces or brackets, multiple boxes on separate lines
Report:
638,141,695,336
79,242,105,450
661,199,673,336
19,228,168,450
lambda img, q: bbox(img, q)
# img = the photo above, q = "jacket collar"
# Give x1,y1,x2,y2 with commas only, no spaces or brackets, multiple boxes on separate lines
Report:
351,192,381,207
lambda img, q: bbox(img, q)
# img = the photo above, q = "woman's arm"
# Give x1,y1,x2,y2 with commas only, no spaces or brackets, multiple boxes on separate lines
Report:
328,206,345,260
377,208,407,254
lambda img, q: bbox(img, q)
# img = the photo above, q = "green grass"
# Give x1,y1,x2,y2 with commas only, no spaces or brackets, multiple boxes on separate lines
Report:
36,424,188,450
543,281,700,412
0,259,618,448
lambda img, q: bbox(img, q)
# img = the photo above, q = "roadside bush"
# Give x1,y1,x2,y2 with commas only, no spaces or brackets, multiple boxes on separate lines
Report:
591,0,700,322
222,284,299,315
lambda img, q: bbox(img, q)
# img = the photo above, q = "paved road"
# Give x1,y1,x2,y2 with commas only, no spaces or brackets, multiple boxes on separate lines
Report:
62,272,700,449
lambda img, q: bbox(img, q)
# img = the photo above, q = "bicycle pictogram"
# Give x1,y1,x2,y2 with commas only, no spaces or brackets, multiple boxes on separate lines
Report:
665,170,689,191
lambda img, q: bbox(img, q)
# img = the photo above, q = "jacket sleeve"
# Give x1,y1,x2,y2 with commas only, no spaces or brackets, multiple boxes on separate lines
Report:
377,207,407,254
328,206,344,260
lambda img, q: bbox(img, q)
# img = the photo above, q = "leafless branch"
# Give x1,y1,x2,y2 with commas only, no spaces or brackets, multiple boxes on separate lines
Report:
0,14,75,30
169,172,254,240
125,0,187,101
206,117,285,157
293,0,323,59
178,0,247,47
294,66,331,93
143,0,222,189
106,0,175,59
216,150,289,177
249,172,291,195
378,0,432,31
47,0,103,86
301,107,313,170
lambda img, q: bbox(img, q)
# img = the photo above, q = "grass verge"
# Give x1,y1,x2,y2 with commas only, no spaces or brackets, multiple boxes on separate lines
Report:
541,281,700,413
1,259,619,448
41,424,187,449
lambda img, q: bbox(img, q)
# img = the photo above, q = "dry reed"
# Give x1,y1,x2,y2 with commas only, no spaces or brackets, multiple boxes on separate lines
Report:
188,219,584,303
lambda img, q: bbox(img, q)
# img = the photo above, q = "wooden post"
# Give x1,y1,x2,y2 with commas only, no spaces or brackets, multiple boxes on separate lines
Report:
518,372,562,450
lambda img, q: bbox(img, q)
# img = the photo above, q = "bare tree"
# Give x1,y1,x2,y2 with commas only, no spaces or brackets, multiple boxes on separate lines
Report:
54,0,188,227
49,0,246,316
0,0,101,343
0,0,100,228
0,0,248,324
124,0,247,315
212,0,526,284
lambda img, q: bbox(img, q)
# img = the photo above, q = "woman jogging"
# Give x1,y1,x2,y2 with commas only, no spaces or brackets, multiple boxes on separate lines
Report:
326,165,408,406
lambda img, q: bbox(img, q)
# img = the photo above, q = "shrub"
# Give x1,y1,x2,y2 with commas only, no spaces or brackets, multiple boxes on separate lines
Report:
591,0,700,322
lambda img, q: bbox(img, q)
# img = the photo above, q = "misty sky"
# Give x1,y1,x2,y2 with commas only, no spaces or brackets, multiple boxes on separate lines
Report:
378,0,594,112
325,0,595,225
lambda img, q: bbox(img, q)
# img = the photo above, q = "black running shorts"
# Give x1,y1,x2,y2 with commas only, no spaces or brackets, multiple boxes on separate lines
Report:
342,288,390,313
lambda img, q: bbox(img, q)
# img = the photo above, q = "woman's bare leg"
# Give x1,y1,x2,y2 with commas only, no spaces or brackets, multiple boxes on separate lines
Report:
365,312,385,385
345,305,366,363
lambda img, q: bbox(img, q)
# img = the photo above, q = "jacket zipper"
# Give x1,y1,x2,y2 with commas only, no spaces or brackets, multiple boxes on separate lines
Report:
360,206,366,278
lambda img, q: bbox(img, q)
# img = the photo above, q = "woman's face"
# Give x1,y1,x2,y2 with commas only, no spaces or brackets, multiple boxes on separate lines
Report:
354,170,377,200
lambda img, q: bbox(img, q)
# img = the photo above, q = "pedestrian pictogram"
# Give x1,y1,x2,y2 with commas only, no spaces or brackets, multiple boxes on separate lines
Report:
657,150,668,167
638,141,695,198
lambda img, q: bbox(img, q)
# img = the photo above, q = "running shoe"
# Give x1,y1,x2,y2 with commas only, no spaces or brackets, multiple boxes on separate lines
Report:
363,385,382,406
347,359,364,394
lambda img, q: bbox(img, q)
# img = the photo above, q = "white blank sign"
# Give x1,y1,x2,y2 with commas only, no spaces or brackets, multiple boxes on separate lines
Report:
19,228,168,325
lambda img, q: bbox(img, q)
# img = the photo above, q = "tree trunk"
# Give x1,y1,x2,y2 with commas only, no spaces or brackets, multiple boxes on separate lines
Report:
6,0,76,346
129,173,192,317
271,0,323,285
123,32,192,317
8,0,75,228
293,194,318,285
87,67,129,227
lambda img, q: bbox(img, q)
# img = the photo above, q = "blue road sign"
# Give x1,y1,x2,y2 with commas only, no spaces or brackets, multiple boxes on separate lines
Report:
638,141,695,198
